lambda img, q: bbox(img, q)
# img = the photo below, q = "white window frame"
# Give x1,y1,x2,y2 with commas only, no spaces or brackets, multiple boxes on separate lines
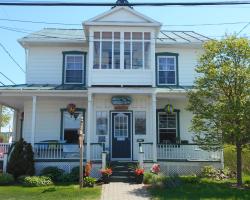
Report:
64,54,84,84
157,56,177,85
157,112,177,143
93,31,151,70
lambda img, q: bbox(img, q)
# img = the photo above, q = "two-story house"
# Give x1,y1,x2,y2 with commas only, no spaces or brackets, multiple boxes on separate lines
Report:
0,2,223,176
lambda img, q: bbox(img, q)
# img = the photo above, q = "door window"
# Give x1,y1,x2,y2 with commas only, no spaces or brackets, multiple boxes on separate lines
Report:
114,113,128,138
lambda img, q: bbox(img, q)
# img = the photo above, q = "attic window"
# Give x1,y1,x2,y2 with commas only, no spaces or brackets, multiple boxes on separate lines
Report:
93,31,151,70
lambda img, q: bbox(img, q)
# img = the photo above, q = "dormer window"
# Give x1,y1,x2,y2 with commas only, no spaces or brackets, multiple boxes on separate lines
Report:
63,52,85,85
93,31,151,70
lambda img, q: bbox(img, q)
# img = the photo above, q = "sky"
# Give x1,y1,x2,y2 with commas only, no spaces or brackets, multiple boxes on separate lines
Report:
0,0,250,131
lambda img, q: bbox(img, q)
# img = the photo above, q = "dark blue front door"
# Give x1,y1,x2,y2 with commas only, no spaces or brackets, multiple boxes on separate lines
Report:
111,112,131,160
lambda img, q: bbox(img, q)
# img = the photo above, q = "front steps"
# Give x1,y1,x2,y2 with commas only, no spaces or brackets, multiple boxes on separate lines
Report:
110,161,137,182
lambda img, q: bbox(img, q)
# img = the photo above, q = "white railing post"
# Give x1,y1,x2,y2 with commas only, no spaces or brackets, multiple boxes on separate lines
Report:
3,153,8,173
102,151,107,170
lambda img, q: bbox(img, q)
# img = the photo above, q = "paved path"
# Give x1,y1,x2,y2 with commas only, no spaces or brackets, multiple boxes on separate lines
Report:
100,182,151,200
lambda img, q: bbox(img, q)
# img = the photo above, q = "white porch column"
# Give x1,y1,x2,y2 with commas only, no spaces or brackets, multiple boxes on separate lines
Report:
151,93,157,162
86,93,93,161
12,110,18,142
31,96,37,146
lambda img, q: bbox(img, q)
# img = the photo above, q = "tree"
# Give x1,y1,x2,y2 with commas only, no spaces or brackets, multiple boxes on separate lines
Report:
0,105,11,130
7,138,35,179
187,36,250,187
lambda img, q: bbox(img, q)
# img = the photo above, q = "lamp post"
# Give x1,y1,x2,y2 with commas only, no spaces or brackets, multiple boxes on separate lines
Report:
79,116,84,188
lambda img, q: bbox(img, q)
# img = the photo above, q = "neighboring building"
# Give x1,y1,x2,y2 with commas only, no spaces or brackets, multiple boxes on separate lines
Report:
0,2,222,176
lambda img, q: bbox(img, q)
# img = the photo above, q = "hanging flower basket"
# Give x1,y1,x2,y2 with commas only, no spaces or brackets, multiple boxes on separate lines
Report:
67,103,76,116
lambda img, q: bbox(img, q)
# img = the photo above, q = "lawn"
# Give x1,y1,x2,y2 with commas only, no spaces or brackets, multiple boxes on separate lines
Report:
0,184,101,200
149,178,250,200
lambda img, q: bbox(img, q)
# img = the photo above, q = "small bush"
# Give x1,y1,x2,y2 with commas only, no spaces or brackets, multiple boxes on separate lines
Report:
200,166,217,178
0,173,14,185
143,172,155,184
180,175,200,184
70,166,85,182
165,175,183,188
83,177,96,187
40,167,64,182
200,165,235,180
57,173,75,183
21,176,53,187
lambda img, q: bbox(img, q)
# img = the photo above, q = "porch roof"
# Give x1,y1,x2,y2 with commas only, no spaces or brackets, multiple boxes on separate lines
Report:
0,84,87,90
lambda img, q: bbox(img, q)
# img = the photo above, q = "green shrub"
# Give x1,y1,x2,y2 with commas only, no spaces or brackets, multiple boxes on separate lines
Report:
7,139,35,179
57,173,75,183
165,175,183,188
40,167,64,182
83,177,96,187
0,173,14,185
200,165,235,180
180,175,200,184
21,176,53,187
143,172,155,184
200,166,217,178
70,166,85,182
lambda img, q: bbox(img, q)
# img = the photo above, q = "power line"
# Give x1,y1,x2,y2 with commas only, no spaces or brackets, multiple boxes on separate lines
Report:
0,80,5,86
237,21,250,36
0,17,249,27
0,1,250,7
0,72,15,85
0,42,26,73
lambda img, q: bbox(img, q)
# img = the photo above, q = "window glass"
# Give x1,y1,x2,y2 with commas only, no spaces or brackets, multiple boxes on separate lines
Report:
158,113,177,144
96,111,108,135
93,41,100,69
94,32,100,39
135,111,146,135
114,32,120,39
65,55,83,84
124,32,131,40
114,41,120,69
101,41,112,69
144,42,151,69
63,111,83,144
114,113,128,137
158,56,176,85
132,32,142,40
124,42,131,69
102,32,112,39
132,42,143,69
144,32,151,40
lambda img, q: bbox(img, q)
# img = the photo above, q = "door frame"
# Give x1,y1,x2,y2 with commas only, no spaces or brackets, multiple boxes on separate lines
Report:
110,110,133,161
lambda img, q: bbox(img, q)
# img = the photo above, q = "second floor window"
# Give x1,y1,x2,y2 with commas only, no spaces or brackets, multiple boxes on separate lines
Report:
157,55,177,85
93,31,151,70
64,54,84,84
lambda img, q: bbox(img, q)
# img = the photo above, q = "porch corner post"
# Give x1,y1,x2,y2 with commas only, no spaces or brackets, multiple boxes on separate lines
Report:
86,93,93,161
31,96,37,147
152,93,157,162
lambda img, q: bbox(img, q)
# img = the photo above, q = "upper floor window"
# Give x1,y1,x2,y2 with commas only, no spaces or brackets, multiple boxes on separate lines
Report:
93,31,151,70
63,52,85,84
156,53,178,85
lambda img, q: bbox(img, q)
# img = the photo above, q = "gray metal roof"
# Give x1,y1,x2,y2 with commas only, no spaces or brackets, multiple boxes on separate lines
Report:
20,28,210,44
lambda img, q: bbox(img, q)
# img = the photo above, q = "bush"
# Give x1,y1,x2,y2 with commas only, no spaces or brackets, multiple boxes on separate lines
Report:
200,166,217,178
200,165,235,180
70,166,85,182
83,177,96,187
180,175,200,184
21,176,53,187
7,139,35,179
0,173,14,185
165,175,183,188
57,173,75,183
40,167,64,182
143,172,155,184
143,172,167,187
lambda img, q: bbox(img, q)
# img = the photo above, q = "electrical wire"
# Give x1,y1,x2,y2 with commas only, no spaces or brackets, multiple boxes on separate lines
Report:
0,72,16,85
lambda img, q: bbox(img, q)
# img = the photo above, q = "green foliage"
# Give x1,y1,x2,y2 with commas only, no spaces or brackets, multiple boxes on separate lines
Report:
200,165,235,180
40,167,64,182
180,175,200,184
0,106,11,128
21,176,53,187
0,173,14,185
57,173,75,183
187,36,250,149
164,175,183,188
7,139,35,179
143,172,155,184
224,145,250,175
70,166,85,182
83,177,96,187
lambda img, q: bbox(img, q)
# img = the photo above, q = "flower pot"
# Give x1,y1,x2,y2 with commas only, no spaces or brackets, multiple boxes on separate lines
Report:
135,174,144,184
102,174,110,184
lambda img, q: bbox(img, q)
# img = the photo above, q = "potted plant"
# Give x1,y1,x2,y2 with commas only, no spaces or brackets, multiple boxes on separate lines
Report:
100,167,112,184
134,165,144,184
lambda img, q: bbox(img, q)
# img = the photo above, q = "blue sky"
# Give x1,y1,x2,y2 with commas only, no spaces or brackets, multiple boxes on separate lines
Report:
0,0,249,132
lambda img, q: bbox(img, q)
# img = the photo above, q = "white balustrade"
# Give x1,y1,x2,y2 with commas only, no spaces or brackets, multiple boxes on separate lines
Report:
0,143,11,160
157,144,221,161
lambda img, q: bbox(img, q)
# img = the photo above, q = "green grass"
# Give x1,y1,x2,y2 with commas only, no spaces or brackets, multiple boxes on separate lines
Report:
149,178,250,200
0,184,101,200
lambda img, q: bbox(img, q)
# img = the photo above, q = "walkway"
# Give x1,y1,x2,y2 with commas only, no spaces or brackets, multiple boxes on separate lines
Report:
100,182,151,200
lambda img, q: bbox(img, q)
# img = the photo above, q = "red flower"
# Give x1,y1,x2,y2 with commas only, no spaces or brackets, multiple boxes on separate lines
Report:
100,168,112,176
134,168,144,176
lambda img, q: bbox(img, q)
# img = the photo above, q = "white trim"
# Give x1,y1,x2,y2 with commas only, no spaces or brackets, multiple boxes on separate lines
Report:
31,96,37,146
151,94,157,162
157,56,177,86
110,111,132,161
86,93,93,161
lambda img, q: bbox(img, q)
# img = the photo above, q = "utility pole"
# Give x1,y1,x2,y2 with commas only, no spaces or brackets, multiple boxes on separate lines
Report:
79,116,84,188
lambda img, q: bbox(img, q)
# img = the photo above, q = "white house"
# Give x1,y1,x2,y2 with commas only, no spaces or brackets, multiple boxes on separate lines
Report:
0,1,222,176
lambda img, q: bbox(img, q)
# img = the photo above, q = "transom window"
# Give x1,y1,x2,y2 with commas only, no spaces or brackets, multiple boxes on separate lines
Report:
158,112,177,144
157,55,177,85
64,54,84,84
114,113,128,138
93,31,151,70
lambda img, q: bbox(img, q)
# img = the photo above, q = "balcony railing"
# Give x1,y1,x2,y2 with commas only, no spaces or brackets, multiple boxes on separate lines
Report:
34,143,102,161
157,144,222,161
0,143,11,160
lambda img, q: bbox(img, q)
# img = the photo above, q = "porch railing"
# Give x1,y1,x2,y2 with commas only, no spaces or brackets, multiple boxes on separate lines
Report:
0,143,11,160
34,143,102,161
157,144,221,161
141,143,154,161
